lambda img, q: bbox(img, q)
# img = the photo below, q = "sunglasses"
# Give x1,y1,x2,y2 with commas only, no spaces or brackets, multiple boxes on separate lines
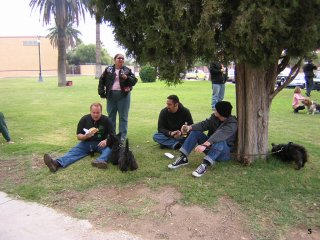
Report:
117,57,124,60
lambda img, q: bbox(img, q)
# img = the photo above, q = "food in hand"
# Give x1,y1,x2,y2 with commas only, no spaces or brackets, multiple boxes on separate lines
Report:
89,127,98,134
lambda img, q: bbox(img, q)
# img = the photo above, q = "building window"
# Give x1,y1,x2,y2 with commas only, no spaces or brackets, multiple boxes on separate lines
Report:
23,41,38,46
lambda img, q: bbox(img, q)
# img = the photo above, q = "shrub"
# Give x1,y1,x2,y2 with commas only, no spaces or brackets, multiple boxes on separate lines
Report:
139,65,157,83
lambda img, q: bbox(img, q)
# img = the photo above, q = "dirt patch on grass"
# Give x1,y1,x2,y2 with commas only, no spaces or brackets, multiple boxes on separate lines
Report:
0,154,43,185
0,158,318,240
51,184,255,240
0,158,27,185
285,228,320,240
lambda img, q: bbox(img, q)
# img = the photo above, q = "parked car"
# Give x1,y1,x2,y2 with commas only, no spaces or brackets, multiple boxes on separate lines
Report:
185,69,207,80
313,71,320,91
276,68,306,89
228,68,235,82
276,67,291,87
286,73,306,89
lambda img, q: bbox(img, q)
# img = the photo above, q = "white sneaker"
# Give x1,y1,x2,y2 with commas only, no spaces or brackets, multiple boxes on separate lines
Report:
192,164,208,177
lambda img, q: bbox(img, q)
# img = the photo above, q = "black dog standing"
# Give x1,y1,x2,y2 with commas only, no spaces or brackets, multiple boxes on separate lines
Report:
271,142,308,170
108,133,122,165
118,139,138,172
108,134,138,172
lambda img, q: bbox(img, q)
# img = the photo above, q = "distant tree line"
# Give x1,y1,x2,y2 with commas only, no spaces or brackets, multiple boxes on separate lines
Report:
67,43,113,65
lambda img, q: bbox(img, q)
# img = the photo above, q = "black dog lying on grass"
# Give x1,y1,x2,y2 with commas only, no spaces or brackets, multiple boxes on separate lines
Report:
271,142,308,170
108,134,138,172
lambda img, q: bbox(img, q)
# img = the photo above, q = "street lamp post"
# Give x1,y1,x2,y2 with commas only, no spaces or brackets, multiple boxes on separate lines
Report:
37,38,43,82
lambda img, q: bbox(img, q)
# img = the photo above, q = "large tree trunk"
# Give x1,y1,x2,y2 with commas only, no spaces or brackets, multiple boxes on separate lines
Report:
56,1,67,87
95,22,102,79
235,62,277,164
57,26,67,87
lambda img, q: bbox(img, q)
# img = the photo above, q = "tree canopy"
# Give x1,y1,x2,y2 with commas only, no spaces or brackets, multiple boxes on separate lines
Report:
92,0,320,82
47,22,83,48
92,0,320,162
30,0,91,86
67,43,113,65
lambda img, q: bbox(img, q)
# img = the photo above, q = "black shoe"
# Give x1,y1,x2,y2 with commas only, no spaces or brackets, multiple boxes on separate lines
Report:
192,163,209,178
173,142,182,150
91,160,108,169
44,154,60,172
160,144,166,149
168,155,188,169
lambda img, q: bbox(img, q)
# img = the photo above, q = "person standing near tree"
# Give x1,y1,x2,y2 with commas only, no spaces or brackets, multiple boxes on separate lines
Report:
98,54,137,142
303,59,317,97
209,62,228,111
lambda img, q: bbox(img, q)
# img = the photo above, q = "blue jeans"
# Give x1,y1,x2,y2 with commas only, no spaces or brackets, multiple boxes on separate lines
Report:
212,83,225,109
153,132,186,149
107,90,131,140
57,141,112,167
305,76,314,96
180,131,231,165
0,112,11,142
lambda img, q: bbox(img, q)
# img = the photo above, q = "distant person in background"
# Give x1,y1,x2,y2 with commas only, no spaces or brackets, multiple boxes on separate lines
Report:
209,62,228,111
292,87,305,113
303,59,317,97
0,112,14,144
98,54,138,142
153,95,194,149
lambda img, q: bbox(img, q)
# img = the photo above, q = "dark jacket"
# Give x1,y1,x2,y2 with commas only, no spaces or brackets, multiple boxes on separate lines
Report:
303,62,317,78
158,103,194,137
98,65,137,99
191,114,237,148
209,63,226,84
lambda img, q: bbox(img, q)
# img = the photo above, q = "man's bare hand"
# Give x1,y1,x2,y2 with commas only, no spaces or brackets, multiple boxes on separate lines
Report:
195,145,206,153
86,132,95,138
171,130,181,138
98,139,107,148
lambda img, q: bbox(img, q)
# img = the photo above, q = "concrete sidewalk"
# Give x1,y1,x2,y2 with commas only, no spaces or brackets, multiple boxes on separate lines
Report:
0,192,142,240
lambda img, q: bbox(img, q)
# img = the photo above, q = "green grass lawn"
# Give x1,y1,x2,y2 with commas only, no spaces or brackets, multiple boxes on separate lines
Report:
0,76,319,239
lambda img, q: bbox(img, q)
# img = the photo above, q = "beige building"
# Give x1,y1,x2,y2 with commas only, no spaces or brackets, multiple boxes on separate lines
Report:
0,36,58,78
0,36,137,78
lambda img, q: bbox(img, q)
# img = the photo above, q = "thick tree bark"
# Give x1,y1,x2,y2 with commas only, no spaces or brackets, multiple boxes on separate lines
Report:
235,63,277,164
56,1,67,88
95,22,102,79
57,27,67,87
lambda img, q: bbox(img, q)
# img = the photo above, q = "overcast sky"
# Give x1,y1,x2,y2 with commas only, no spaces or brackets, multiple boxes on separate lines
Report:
0,0,124,57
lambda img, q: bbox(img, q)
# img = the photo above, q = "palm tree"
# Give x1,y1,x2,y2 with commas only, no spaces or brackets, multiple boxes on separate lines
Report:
47,22,82,49
29,0,90,87
95,21,102,79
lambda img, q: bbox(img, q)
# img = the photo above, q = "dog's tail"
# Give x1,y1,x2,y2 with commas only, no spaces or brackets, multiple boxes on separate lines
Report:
299,146,308,168
125,138,129,152
126,138,138,171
